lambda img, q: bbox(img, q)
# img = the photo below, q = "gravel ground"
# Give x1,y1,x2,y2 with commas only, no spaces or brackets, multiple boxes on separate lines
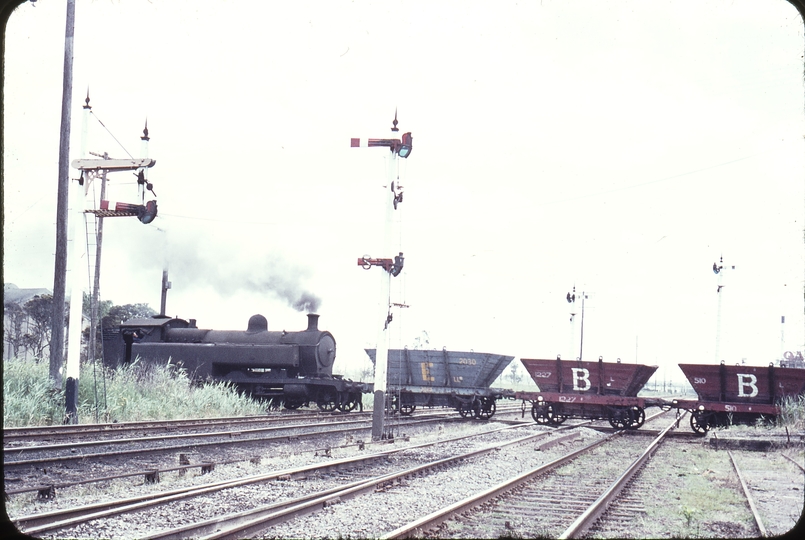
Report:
263,426,606,539
11,418,546,538
7,414,803,539
727,448,804,537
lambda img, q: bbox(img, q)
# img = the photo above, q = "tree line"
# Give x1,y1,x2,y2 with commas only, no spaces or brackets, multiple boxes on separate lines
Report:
3,293,155,362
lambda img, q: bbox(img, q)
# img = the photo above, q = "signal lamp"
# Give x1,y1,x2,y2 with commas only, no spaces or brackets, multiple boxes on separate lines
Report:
398,132,413,158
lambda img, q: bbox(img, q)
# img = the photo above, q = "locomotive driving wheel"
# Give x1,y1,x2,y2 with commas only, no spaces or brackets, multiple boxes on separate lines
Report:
474,397,496,420
283,400,303,410
690,410,710,435
316,388,339,412
337,396,358,412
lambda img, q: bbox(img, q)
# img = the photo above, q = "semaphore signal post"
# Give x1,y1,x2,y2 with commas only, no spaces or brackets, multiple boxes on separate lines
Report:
63,95,157,423
352,111,413,440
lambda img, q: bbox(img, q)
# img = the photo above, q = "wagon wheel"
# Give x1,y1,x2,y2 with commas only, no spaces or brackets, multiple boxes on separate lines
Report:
475,397,496,420
458,404,472,418
608,408,629,430
690,410,709,436
531,403,552,425
627,407,646,430
400,403,417,416
548,405,567,425
385,397,400,414
316,388,339,412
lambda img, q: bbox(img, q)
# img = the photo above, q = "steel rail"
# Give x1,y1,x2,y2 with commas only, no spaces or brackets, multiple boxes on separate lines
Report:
558,416,679,538
4,418,371,454
781,452,805,473
3,424,372,469
728,450,768,537
3,414,462,469
381,413,676,539
147,427,574,540
2,411,357,441
4,455,259,497
4,404,523,441
381,430,617,539
4,408,477,454
14,420,544,535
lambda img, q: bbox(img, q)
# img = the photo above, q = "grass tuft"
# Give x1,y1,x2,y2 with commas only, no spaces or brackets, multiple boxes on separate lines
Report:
3,356,265,426
777,394,805,431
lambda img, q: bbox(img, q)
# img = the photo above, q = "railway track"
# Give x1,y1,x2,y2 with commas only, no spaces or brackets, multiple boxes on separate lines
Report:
4,409,495,499
3,409,477,465
9,405,798,538
10,420,558,538
725,448,805,537
4,403,526,449
2,411,357,444
384,416,679,538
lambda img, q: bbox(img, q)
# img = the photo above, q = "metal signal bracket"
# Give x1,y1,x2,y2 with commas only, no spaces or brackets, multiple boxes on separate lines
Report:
358,253,405,277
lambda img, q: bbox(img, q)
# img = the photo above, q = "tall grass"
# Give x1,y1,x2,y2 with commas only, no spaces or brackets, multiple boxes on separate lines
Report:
777,394,805,431
3,357,265,426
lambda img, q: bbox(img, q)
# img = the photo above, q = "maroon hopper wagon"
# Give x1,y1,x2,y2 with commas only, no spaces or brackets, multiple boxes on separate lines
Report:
516,356,660,429
672,362,805,434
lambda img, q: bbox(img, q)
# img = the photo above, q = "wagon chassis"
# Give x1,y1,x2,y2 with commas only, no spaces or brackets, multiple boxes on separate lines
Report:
670,398,781,435
387,385,515,420
516,392,667,430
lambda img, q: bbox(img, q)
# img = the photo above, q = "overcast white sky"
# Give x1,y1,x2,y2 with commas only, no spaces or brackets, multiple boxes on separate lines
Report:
3,0,804,382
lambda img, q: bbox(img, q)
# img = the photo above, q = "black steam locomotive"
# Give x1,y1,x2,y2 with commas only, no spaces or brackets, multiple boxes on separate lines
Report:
102,313,369,412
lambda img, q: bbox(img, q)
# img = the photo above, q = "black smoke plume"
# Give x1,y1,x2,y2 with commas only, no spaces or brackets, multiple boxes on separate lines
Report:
123,225,322,313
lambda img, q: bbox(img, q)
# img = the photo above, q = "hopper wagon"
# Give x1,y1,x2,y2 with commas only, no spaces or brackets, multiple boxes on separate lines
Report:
516,356,661,429
671,362,805,435
365,348,516,419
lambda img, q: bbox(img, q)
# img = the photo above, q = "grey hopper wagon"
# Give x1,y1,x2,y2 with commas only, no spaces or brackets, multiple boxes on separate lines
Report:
365,348,515,419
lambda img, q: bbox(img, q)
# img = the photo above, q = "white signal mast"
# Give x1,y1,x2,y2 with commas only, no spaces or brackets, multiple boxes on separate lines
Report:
352,111,412,440
712,255,735,364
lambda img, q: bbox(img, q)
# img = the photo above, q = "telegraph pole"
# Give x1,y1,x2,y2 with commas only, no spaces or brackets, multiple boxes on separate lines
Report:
50,0,76,390
353,112,412,440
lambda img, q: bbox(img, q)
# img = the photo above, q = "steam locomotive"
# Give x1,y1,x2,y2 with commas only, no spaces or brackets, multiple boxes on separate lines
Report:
102,313,369,412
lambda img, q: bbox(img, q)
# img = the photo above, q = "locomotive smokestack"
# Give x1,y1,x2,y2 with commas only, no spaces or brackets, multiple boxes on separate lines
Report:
306,313,319,332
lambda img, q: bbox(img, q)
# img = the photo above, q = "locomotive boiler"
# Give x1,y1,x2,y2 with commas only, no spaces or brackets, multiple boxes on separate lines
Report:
102,313,369,411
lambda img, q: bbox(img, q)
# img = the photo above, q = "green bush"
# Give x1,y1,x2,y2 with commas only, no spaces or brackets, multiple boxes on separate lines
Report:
3,357,265,426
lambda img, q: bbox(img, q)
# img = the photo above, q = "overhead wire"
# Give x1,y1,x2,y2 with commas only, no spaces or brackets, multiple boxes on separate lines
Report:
89,110,134,159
